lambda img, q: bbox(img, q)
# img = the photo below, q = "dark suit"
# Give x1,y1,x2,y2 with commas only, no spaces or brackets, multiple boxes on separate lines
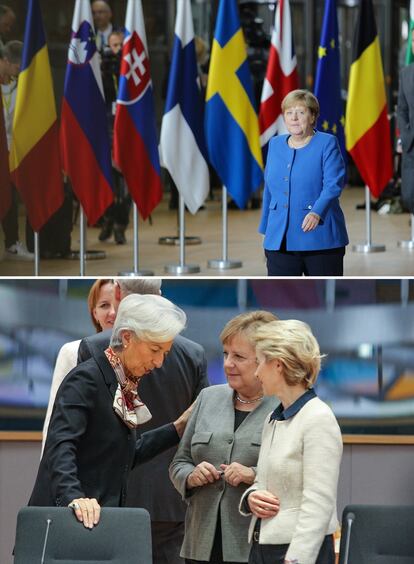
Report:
398,64,414,213
78,331,209,564
29,349,179,508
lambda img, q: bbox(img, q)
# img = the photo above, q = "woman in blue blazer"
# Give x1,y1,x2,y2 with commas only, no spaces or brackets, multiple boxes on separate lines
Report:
260,90,348,276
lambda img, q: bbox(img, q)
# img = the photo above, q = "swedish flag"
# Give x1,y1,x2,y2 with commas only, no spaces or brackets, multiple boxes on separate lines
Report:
314,0,346,162
205,0,263,209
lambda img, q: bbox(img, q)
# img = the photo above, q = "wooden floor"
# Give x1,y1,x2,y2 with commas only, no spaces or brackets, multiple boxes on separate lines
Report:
0,186,413,277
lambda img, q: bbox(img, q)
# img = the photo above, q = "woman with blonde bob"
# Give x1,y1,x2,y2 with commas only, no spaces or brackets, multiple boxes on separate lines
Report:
30,294,190,530
240,319,342,564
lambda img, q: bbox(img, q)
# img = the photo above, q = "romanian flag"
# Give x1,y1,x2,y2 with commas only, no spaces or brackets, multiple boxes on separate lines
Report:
345,0,392,197
205,0,263,209
0,93,11,221
314,0,346,163
9,0,63,231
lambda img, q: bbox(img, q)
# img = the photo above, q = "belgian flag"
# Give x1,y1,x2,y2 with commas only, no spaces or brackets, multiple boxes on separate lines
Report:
345,0,393,197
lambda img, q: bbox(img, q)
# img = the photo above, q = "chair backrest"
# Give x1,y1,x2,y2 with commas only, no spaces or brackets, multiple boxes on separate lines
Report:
339,504,414,564
14,506,152,564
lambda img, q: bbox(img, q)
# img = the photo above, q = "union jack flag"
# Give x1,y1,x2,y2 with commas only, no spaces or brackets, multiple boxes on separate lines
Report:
259,0,299,148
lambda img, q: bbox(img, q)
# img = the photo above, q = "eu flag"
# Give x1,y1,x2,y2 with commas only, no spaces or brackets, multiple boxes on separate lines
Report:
314,0,346,163
205,0,263,209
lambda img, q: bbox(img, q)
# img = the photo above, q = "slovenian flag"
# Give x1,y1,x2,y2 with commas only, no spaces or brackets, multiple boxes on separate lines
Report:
9,0,63,231
60,0,113,225
159,0,209,214
114,0,162,220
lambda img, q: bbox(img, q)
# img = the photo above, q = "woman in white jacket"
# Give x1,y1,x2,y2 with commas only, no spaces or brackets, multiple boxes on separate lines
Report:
240,319,342,564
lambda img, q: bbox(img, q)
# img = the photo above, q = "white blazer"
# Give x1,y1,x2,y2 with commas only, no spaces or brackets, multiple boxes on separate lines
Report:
240,396,343,564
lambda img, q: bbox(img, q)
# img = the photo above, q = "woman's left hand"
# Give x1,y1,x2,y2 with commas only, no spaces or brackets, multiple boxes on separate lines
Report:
220,462,255,486
302,212,320,232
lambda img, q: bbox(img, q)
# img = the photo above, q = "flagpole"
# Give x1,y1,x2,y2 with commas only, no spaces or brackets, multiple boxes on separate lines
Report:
79,207,86,276
398,213,414,249
352,185,385,253
207,186,242,270
164,193,200,274
34,232,40,276
118,203,154,276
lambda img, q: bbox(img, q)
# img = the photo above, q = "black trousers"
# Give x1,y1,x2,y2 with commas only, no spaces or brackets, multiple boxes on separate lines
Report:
265,246,345,277
248,533,335,564
151,521,185,564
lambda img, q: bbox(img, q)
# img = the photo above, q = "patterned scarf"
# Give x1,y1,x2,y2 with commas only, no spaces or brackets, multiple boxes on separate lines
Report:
105,347,152,429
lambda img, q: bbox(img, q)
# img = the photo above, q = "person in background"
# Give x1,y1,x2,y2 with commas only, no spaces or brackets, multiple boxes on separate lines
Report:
1,40,34,261
397,28,414,215
0,5,15,49
78,278,209,564
92,0,114,53
99,30,132,245
41,279,118,454
29,294,191,529
259,89,348,276
240,319,343,564
170,311,277,564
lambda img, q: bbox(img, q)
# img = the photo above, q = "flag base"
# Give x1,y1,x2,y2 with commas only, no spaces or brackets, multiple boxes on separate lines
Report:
164,263,200,274
352,243,386,253
207,259,242,269
158,236,202,246
117,269,154,276
70,250,106,260
397,240,414,250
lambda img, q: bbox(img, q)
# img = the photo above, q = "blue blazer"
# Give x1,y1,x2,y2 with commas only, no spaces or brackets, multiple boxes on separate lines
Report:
259,131,349,251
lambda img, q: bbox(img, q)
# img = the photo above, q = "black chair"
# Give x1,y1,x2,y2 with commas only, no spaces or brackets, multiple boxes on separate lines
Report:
14,506,152,564
339,504,414,564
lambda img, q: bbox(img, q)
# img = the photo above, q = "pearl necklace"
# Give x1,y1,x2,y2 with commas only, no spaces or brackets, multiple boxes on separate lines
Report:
235,394,264,405
288,133,314,149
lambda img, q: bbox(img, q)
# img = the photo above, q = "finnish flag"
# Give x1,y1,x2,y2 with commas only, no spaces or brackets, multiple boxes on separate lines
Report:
160,0,209,214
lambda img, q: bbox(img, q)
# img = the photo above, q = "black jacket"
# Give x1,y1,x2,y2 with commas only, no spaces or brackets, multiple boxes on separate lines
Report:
29,349,179,508
77,332,209,521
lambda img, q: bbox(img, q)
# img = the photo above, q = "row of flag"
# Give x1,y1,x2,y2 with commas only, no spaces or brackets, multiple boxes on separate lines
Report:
1,0,399,234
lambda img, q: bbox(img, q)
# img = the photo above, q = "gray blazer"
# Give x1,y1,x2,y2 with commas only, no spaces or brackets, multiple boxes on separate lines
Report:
169,385,276,562
77,331,208,522
398,64,414,212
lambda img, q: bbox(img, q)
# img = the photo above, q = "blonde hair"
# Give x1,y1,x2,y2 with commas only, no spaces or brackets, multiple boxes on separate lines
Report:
220,310,278,346
281,89,320,121
253,319,324,389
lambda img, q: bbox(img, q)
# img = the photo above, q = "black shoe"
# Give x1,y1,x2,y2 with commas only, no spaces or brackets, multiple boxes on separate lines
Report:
99,221,113,241
114,224,126,245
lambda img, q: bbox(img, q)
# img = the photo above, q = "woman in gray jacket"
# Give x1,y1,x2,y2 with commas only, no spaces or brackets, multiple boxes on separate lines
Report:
169,311,278,564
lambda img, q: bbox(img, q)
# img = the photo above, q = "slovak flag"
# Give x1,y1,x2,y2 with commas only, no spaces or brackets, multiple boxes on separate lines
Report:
114,0,162,220
159,0,209,214
60,0,113,225
259,0,299,147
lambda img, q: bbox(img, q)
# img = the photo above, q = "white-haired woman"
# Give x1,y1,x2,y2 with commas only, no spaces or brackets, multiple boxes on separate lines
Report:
29,294,189,530
240,320,342,564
